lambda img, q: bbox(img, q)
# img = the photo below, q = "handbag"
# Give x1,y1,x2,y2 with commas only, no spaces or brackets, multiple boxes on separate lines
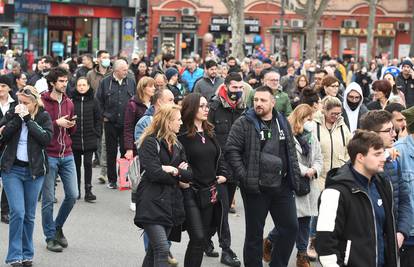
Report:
194,183,218,209
295,176,311,196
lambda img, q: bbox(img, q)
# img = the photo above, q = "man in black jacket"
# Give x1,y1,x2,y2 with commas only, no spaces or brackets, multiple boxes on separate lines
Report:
316,130,398,267
396,60,414,108
226,86,301,267
96,59,136,189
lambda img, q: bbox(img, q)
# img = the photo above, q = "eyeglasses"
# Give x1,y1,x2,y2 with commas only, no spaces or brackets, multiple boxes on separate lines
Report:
18,88,37,99
267,79,279,82
199,104,209,110
376,127,395,135
329,112,342,117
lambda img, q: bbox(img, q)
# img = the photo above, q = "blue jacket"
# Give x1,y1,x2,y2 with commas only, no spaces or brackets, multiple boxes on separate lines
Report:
181,68,204,92
394,135,414,239
134,106,155,142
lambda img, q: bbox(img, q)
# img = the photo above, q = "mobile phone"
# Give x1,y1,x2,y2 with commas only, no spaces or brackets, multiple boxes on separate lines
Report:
70,115,78,121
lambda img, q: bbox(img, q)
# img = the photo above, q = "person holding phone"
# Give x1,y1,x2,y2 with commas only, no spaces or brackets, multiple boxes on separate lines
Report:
0,85,53,266
71,77,101,202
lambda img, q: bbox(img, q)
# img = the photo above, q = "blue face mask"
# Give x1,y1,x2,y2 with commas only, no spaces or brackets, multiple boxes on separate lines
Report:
227,91,243,101
101,58,111,68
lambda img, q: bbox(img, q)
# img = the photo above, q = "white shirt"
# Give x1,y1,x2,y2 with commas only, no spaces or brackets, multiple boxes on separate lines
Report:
0,95,15,116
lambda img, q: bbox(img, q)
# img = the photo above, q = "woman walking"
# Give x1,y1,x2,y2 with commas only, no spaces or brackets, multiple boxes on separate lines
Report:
134,104,192,267
0,85,53,266
71,77,101,202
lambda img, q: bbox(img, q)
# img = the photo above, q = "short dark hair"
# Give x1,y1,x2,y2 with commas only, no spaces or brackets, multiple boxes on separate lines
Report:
224,72,242,87
228,65,241,74
315,68,328,75
227,56,236,62
97,50,109,58
162,53,175,63
372,80,392,99
300,87,320,106
348,130,384,165
46,67,69,90
205,60,217,70
255,85,273,96
385,102,405,114
82,54,93,62
359,110,393,132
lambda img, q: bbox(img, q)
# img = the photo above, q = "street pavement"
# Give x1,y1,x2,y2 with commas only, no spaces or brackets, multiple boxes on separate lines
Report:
0,166,322,267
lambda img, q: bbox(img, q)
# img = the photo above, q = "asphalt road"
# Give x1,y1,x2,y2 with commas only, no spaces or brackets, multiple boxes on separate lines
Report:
0,166,321,267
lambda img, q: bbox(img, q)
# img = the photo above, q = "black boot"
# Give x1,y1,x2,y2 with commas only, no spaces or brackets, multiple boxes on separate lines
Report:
204,240,219,257
221,249,241,267
84,185,96,202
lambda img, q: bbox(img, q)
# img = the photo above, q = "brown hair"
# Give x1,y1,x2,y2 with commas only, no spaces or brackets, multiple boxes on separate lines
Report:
347,130,384,165
321,75,339,88
288,104,314,135
359,110,393,132
181,93,214,138
372,79,392,99
136,76,155,101
295,75,309,89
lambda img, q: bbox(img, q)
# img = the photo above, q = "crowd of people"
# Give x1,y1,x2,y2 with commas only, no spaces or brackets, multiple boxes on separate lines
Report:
0,46,414,267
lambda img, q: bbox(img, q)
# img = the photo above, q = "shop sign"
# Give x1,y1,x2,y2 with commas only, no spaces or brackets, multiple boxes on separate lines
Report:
15,0,50,14
377,23,394,30
50,2,122,19
340,28,395,37
210,17,260,33
274,19,289,27
159,22,198,31
182,16,197,23
211,17,228,25
78,7,94,17
161,16,176,23
48,17,75,30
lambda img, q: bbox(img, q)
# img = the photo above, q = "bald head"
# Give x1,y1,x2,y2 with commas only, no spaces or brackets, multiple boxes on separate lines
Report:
113,59,128,80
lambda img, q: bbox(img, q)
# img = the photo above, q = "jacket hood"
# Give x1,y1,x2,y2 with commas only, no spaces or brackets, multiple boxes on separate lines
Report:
244,108,281,134
72,87,94,100
343,82,363,111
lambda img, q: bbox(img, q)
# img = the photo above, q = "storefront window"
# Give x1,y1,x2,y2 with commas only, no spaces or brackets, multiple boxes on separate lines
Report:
161,33,176,55
15,13,47,57
181,33,195,58
376,37,393,58
105,18,120,55
340,37,358,59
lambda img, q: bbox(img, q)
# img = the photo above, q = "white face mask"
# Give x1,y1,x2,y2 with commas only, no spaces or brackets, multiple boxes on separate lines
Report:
303,121,314,132
101,58,111,68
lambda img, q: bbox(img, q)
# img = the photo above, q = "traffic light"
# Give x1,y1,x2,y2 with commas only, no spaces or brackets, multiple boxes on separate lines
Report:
136,13,148,39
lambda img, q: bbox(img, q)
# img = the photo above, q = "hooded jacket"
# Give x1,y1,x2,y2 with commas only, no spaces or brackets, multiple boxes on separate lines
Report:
316,164,398,267
342,82,368,133
313,110,352,190
41,91,76,158
71,88,102,152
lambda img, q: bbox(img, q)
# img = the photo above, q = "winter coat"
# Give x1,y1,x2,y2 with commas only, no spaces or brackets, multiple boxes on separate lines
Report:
86,65,112,93
41,91,76,158
316,164,398,267
0,108,53,177
193,76,224,100
134,106,154,142
342,82,369,133
96,75,136,128
396,72,414,108
123,96,147,154
71,88,102,152
313,110,351,190
245,86,293,116
294,133,323,218
226,108,301,194
134,136,192,230
181,68,204,92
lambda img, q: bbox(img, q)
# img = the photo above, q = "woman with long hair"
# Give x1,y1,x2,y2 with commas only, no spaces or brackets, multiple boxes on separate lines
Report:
0,85,53,266
287,104,323,267
290,75,309,109
134,104,192,267
178,93,240,267
384,72,406,107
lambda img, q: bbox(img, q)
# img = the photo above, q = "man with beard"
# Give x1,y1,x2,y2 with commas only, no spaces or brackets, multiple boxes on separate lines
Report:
193,60,224,100
385,103,408,140
262,70,292,116
396,60,414,108
151,53,175,77
226,86,301,267
30,56,53,94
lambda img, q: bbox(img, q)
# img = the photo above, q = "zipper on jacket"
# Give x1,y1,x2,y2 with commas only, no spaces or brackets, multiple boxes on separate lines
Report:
81,96,84,152
0,145,7,163
329,130,334,170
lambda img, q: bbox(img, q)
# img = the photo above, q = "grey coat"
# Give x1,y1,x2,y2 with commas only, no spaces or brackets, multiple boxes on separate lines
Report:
294,133,323,217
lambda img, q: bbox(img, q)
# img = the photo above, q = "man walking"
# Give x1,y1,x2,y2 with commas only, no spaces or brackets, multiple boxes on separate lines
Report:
96,59,135,189
316,130,398,267
41,67,78,252
226,86,300,267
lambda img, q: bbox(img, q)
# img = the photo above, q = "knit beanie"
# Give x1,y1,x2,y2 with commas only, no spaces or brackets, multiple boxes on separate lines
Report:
165,68,179,81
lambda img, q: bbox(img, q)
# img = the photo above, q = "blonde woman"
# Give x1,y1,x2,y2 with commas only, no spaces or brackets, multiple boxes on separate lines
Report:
0,85,53,266
288,104,323,266
134,104,192,267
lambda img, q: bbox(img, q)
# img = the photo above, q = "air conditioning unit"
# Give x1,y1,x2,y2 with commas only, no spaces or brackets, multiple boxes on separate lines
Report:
397,22,410,31
343,19,358,28
181,7,195,16
291,19,304,28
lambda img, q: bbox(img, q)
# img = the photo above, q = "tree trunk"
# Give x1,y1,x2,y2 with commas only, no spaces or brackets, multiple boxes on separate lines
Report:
410,4,414,57
304,0,329,61
366,0,377,61
221,0,245,60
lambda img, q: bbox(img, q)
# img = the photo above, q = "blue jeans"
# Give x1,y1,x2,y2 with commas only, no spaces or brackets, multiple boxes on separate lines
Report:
296,217,311,252
2,165,44,264
41,155,78,241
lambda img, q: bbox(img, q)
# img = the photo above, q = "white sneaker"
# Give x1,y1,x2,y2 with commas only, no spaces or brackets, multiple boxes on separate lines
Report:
129,202,136,212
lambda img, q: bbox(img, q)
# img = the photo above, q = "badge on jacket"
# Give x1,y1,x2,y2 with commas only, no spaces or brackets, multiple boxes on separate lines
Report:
377,199,383,206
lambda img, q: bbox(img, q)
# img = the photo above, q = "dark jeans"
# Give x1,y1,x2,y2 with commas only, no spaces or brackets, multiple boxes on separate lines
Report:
73,150,94,194
104,123,125,183
142,224,171,267
227,182,237,207
1,187,9,215
296,217,311,252
401,244,414,267
183,188,220,267
240,182,298,267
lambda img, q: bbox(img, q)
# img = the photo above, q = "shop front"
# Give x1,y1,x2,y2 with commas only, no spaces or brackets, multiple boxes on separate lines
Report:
48,2,122,57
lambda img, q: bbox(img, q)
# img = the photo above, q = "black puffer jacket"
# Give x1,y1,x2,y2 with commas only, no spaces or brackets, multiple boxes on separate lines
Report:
0,108,53,178
134,136,192,230
226,108,301,194
71,88,102,152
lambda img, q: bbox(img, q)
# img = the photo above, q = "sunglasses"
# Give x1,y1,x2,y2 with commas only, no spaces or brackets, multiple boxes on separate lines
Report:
18,88,38,99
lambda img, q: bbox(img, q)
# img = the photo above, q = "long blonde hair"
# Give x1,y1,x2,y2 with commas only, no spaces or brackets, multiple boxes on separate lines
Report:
139,104,181,146
288,104,313,135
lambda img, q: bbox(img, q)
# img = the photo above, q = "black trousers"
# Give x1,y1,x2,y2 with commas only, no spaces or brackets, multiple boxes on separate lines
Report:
240,182,298,267
142,224,171,267
73,150,94,194
227,182,237,207
401,245,414,267
104,123,126,183
1,187,8,215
